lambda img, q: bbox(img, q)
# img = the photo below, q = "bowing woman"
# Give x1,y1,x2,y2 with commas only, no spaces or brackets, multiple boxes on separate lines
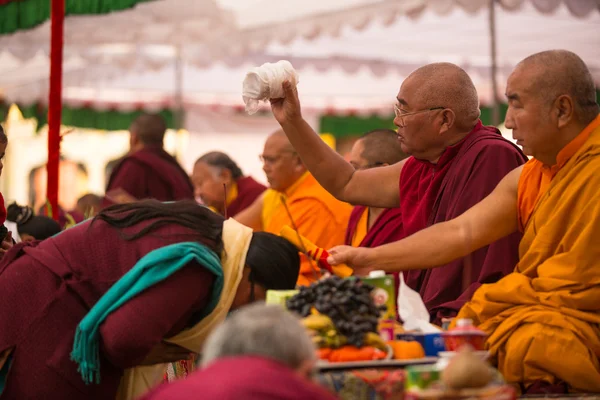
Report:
0,200,300,400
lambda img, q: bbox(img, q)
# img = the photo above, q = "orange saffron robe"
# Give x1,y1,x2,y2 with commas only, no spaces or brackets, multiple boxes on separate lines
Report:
456,115,600,391
261,172,353,286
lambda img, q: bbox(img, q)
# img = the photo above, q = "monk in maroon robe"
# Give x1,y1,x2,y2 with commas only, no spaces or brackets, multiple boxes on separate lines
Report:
104,114,194,207
269,62,527,324
0,201,299,399
192,151,266,217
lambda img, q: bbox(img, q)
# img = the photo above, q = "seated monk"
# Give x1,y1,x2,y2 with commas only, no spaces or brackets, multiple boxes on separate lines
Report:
327,50,600,392
235,130,353,286
103,114,194,207
345,129,408,296
192,151,266,217
269,63,527,323
0,200,300,399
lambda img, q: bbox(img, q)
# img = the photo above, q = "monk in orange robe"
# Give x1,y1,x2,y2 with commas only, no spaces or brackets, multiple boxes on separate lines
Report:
235,131,352,286
327,50,600,393
103,114,194,207
192,151,266,217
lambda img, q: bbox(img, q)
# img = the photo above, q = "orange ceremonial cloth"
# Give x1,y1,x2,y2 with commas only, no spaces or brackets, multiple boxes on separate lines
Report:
261,172,352,286
456,115,600,392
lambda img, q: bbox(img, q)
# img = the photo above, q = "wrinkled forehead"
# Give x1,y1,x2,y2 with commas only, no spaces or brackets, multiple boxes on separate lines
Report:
397,76,427,109
506,66,538,101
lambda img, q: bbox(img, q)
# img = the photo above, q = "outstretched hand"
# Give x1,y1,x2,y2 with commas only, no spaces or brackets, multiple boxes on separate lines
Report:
270,80,302,125
327,245,375,277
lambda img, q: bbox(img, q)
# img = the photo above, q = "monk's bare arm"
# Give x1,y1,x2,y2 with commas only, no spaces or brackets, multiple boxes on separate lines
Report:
280,118,403,208
366,166,523,272
233,192,264,231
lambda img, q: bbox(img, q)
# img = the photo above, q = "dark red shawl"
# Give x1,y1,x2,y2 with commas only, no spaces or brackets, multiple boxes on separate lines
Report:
399,122,527,324
227,176,266,217
0,220,214,399
344,206,404,248
140,356,339,400
104,146,193,206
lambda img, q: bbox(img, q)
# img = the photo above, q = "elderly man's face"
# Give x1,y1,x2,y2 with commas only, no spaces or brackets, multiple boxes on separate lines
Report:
261,135,302,192
192,162,227,210
393,79,445,159
504,67,559,161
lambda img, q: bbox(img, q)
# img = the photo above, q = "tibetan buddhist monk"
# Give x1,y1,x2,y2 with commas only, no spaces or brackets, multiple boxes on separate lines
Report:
270,63,527,323
345,129,407,302
104,114,194,207
327,50,600,393
192,151,266,217
235,130,352,286
345,129,408,249
0,200,300,399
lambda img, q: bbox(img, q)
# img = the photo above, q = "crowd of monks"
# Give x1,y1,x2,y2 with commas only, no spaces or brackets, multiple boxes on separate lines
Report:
1,48,598,396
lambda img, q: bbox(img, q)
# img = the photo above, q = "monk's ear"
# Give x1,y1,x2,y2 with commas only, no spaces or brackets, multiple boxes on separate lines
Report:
438,109,455,135
554,95,574,129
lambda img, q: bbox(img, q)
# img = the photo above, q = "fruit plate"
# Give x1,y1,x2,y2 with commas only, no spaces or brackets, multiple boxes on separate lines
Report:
317,357,438,371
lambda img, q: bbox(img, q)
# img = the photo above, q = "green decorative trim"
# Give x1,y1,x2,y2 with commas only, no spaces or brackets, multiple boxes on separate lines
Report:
1,102,175,132
0,0,155,35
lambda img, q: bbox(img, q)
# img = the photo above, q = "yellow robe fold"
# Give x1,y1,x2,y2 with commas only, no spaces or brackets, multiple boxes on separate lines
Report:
457,117,600,392
261,172,353,286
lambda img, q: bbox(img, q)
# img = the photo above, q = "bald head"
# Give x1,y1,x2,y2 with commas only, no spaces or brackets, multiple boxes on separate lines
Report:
130,114,167,146
196,151,243,180
266,130,295,152
360,129,408,166
515,50,599,124
403,63,480,130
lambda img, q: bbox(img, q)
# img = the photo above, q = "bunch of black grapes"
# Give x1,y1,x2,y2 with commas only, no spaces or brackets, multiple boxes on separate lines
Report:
287,276,386,347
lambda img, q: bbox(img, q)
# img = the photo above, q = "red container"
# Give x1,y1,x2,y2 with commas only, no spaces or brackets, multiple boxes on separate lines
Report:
441,318,487,351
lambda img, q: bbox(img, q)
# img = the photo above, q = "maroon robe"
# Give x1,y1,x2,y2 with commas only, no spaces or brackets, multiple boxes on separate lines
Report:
227,176,266,217
104,146,194,207
400,121,527,324
140,356,339,400
345,206,405,315
0,219,215,399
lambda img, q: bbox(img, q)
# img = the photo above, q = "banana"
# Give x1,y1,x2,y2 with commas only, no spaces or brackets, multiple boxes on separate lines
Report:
302,314,334,331
364,332,388,351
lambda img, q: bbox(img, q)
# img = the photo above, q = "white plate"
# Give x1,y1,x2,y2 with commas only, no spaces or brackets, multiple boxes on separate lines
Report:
317,357,438,371
438,351,489,360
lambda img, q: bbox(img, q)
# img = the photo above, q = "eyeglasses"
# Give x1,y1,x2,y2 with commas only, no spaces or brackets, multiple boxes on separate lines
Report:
259,151,296,165
394,104,445,128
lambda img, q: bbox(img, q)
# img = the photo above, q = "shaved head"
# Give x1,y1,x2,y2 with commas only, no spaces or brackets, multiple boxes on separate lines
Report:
360,129,408,166
130,114,167,145
402,63,480,130
266,130,295,152
515,50,599,124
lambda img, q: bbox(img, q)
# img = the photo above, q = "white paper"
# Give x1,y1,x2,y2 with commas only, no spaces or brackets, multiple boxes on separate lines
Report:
242,60,299,115
398,273,441,333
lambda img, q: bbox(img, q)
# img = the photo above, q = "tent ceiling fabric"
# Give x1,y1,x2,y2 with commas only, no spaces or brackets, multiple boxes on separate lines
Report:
0,0,599,114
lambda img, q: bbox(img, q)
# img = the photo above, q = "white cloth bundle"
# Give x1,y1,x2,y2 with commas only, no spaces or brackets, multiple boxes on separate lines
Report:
242,60,299,115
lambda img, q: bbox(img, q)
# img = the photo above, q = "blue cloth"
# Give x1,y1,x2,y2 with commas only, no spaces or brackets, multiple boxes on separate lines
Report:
70,242,223,385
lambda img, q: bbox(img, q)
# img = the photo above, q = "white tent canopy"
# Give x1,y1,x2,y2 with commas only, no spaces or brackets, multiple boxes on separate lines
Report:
1,0,599,115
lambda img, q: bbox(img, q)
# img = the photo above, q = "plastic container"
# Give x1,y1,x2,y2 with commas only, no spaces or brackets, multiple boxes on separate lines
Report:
396,332,446,356
440,318,487,351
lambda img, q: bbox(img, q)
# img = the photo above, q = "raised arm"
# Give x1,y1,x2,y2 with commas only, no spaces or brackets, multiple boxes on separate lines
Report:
271,82,404,208
329,166,523,274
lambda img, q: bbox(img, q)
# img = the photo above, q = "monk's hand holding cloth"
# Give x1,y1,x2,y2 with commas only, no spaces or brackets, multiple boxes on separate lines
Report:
327,245,374,276
270,80,302,125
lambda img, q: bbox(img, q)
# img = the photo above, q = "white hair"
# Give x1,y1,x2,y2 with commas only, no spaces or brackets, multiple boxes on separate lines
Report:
201,303,316,370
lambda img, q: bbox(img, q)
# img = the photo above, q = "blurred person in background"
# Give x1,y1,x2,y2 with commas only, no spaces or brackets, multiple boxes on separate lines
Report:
192,151,265,217
7,203,61,241
235,130,352,286
141,304,338,400
103,114,194,207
